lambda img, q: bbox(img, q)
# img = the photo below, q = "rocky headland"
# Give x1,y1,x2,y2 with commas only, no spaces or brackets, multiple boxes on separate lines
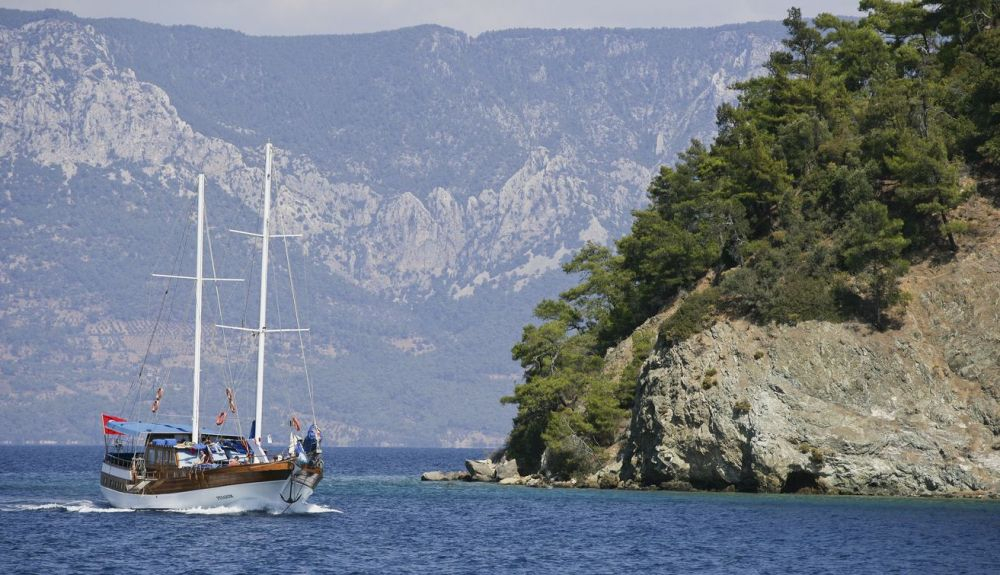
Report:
425,198,1000,498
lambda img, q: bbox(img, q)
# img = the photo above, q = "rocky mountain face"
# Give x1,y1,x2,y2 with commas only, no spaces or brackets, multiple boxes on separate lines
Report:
619,199,1000,496
0,9,785,445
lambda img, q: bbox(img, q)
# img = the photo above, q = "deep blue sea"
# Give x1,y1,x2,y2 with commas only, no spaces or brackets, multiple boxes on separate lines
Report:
1,446,998,574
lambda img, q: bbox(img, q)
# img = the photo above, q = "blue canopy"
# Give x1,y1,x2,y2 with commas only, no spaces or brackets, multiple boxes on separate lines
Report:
106,420,214,437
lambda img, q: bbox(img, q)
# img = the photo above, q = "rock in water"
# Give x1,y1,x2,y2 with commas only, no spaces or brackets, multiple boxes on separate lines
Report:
420,471,469,481
465,459,497,482
499,476,527,485
494,458,520,480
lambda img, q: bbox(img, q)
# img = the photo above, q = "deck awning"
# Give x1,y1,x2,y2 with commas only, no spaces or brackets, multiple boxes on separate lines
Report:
106,420,195,436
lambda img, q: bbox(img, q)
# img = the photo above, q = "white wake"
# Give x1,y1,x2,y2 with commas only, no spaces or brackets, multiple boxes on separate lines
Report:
301,503,342,514
166,502,342,515
0,499,341,515
1,499,134,513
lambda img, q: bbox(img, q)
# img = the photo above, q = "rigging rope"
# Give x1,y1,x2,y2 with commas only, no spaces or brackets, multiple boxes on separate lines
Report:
150,266,194,423
120,195,196,418
278,197,318,425
205,203,244,438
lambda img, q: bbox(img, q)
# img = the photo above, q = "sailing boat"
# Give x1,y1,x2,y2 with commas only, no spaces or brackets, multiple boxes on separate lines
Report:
100,144,323,511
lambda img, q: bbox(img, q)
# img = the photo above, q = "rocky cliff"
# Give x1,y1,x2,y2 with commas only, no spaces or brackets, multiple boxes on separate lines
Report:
619,199,1000,496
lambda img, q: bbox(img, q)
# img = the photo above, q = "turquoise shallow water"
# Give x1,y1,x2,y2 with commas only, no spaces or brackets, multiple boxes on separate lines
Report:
1,446,998,574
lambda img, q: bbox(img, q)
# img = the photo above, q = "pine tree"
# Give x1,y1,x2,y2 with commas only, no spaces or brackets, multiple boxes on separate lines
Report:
841,202,910,328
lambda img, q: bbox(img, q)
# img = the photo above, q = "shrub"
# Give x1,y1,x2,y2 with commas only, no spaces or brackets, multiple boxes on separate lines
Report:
659,288,720,343
809,447,825,465
733,399,751,414
720,230,850,325
797,441,825,464
583,380,626,446
618,330,655,407
541,409,601,479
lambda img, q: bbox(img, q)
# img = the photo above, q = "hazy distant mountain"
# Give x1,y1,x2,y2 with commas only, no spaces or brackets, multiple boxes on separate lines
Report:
0,9,783,445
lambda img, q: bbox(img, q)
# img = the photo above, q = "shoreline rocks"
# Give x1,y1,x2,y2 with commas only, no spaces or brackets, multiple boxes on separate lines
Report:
420,470,469,482
419,457,999,498
421,457,526,483
419,466,999,498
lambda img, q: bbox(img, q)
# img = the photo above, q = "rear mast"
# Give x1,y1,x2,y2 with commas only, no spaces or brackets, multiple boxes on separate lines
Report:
254,143,274,449
192,174,205,444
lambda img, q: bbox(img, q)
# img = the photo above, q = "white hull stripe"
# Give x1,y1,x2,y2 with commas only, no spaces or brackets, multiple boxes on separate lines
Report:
101,480,315,512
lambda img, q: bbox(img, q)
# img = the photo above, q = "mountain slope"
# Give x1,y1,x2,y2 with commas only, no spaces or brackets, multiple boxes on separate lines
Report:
0,10,784,445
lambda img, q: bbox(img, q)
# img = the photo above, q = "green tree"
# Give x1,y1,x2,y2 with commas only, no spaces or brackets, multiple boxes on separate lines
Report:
884,130,965,249
841,201,910,328
558,243,628,336
616,209,718,323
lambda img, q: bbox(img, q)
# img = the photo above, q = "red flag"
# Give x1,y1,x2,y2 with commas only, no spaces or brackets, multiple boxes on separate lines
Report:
102,413,126,435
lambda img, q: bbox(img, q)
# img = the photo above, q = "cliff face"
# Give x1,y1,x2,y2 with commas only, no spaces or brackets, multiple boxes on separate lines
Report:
620,199,1000,496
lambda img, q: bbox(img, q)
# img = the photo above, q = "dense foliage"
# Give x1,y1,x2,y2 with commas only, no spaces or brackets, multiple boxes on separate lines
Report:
504,1,1000,476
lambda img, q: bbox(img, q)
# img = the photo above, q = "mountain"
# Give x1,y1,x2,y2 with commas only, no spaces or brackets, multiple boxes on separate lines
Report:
0,9,784,445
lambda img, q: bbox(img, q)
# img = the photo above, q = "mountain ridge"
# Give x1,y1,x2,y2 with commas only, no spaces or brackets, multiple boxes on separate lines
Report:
0,10,784,444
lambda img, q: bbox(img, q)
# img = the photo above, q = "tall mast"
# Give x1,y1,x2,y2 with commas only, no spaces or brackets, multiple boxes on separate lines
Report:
192,174,205,445
254,143,273,444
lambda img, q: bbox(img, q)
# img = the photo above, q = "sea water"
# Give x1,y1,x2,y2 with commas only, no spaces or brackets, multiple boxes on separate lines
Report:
1,446,997,574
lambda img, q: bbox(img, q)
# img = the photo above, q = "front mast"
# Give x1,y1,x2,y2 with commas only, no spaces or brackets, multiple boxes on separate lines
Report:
254,143,274,448
153,175,241,444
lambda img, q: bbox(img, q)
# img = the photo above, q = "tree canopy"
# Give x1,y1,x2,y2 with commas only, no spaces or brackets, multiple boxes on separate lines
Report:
503,2,997,476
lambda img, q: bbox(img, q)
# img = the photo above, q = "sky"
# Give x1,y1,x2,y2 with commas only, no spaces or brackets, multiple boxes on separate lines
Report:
2,0,864,36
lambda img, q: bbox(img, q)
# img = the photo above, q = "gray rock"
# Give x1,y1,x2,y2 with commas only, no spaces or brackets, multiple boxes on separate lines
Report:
464,459,497,482
596,464,623,489
420,471,469,481
525,476,545,487
621,303,1000,496
494,458,520,480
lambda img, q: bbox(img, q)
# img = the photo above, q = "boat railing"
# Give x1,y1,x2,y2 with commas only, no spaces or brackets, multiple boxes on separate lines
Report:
104,451,139,467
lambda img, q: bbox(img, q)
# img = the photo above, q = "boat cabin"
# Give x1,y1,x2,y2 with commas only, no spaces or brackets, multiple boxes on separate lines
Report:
145,435,255,470
104,420,270,475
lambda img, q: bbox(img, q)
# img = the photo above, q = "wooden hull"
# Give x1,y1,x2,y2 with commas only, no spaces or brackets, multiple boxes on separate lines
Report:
100,460,323,511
